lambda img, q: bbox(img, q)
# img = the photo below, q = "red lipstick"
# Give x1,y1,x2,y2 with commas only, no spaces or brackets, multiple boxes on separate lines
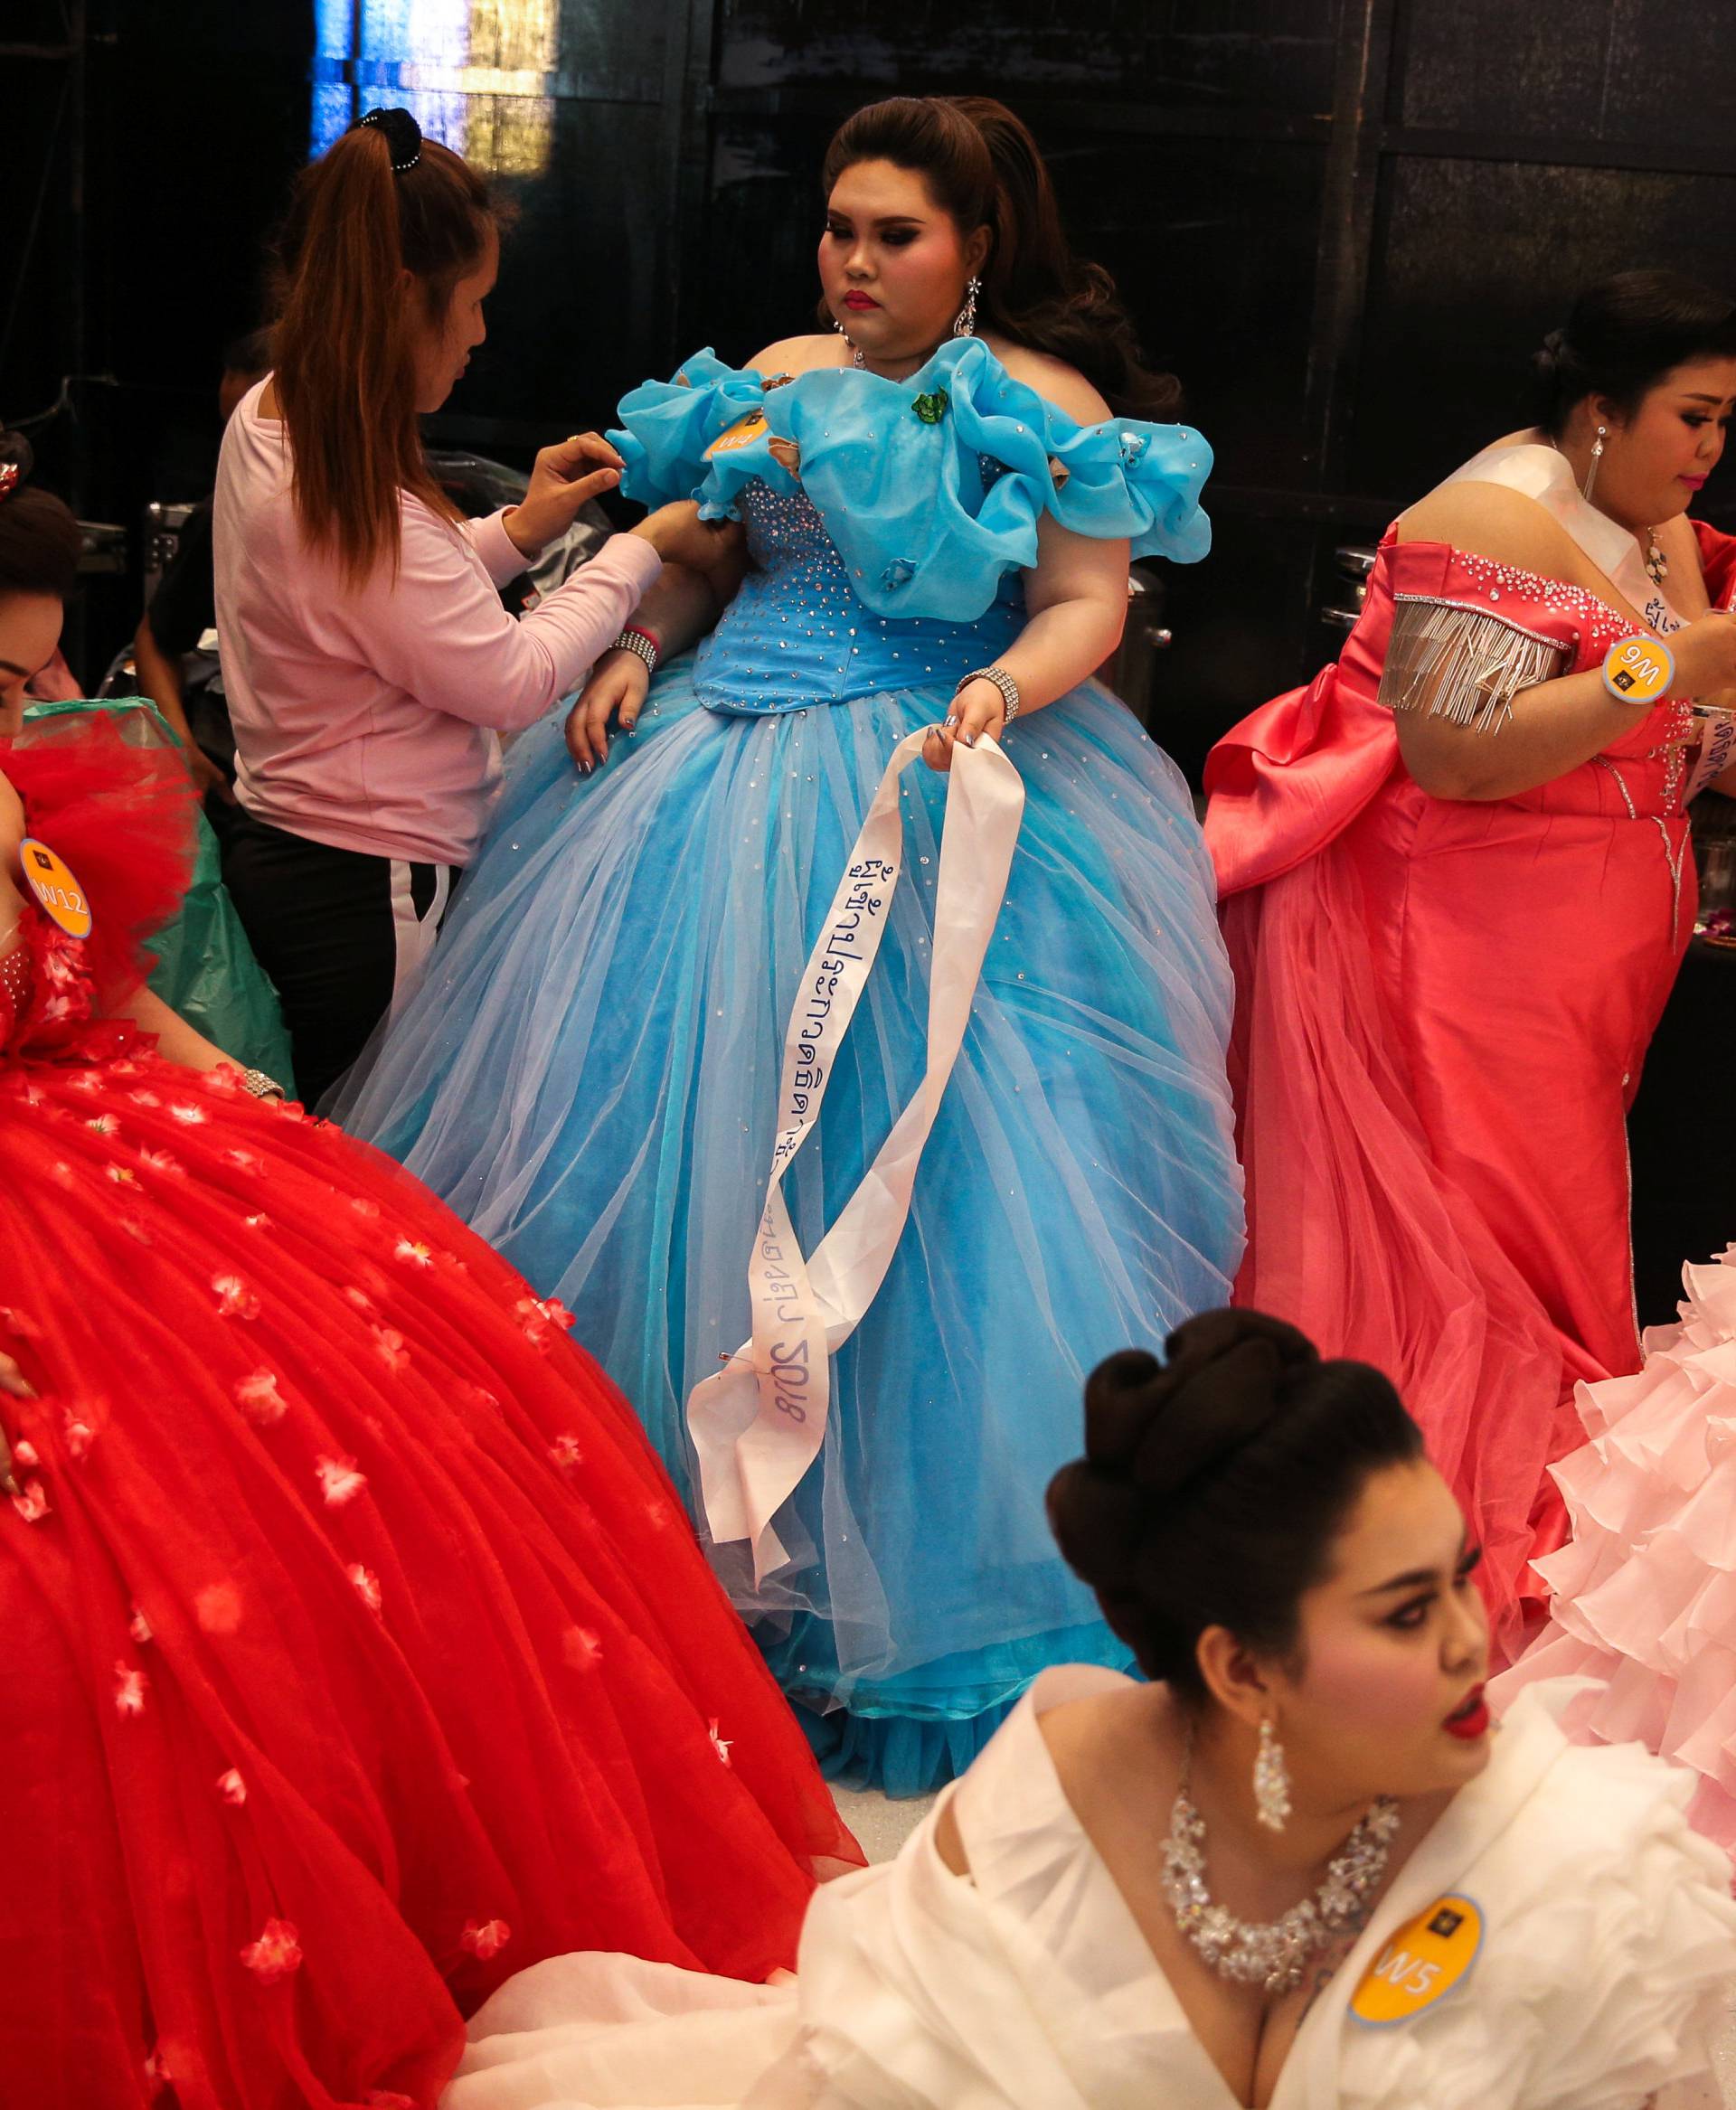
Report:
1443,1683,1489,1740
843,291,880,311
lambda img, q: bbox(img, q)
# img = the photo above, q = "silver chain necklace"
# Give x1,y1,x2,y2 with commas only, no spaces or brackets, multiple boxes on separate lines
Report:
1161,1738,1401,1996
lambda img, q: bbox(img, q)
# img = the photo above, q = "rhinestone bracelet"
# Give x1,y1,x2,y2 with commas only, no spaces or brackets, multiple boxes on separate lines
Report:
612,627,660,676
957,663,1020,728
239,1069,285,1101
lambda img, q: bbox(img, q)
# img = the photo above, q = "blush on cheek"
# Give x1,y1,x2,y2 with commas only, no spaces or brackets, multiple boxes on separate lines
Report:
1303,1633,1443,1742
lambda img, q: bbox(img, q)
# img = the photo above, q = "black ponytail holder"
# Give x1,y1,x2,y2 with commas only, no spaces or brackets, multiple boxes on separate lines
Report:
356,107,423,174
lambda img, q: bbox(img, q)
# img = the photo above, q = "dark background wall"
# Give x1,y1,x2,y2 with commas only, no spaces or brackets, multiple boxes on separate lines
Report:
5,0,1733,1305
9,0,1736,768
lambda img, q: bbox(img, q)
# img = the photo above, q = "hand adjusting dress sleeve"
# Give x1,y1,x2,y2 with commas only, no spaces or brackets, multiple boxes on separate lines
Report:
332,496,663,734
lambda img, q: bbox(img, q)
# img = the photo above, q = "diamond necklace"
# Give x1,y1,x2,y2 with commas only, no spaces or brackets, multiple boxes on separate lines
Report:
1160,1736,1401,1996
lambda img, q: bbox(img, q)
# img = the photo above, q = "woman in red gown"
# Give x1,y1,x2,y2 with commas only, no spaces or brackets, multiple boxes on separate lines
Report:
1204,272,1736,1655
0,448,859,2108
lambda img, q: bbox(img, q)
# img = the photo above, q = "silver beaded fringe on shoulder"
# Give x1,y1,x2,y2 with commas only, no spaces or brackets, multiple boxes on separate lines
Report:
1379,597,1566,735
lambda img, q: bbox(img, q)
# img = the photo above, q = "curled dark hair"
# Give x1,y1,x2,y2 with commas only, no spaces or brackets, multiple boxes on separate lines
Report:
821,95,1182,421
0,434,81,601
1047,1309,1424,1700
1533,268,1736,439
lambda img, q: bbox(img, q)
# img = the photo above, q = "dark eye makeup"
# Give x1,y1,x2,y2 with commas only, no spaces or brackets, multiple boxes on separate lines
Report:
824,222,920,247
1385,1544,1483,1631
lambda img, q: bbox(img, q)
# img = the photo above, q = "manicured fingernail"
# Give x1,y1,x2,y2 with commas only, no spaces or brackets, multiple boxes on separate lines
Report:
964,730,978,746
944,714,958,730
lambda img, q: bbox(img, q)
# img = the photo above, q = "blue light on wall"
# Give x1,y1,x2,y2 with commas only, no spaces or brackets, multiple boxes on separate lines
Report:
311,0,560,175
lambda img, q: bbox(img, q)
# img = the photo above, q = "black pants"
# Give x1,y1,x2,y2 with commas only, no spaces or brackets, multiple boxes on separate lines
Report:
222,808,453,1109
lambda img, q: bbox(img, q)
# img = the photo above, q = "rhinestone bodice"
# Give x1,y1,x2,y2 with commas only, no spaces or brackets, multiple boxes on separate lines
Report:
692,481,1024,716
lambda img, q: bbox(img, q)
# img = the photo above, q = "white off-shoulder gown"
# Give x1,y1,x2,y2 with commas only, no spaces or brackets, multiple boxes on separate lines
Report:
446,1667,1736,2110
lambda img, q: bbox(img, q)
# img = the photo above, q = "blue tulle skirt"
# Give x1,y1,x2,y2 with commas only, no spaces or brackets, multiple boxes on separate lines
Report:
340,662,1243,1793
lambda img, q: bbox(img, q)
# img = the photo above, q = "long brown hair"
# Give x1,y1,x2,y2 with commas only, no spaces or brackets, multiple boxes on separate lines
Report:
270,118,500,583
821,96,1182,421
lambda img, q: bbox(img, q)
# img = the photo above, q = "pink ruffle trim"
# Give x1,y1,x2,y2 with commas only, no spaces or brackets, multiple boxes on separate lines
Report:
1494,1249,1736,1857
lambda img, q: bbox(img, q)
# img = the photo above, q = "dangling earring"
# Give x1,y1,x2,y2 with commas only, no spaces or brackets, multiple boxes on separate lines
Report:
952,275,981,339
1582,423,1607,502
835,316,864,370
1253,1719,1292,1832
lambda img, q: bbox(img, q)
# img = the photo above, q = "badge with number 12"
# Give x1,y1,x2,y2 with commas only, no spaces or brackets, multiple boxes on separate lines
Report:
19,837,92,939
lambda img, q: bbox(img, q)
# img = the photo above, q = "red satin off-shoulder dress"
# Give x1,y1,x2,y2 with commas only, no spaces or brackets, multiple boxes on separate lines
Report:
1205,527,1734,1650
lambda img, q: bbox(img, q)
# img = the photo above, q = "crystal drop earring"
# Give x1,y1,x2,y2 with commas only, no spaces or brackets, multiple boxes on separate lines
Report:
1582,423,1607,502
952,275,981,339
1253,1718,1292,1832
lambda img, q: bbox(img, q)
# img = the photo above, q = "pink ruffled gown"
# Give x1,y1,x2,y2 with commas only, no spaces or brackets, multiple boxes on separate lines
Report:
1495,1248,1736,1860
1204,526,1734,1649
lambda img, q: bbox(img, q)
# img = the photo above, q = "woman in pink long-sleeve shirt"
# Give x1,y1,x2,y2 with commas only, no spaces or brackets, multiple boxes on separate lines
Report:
217,108,725,1103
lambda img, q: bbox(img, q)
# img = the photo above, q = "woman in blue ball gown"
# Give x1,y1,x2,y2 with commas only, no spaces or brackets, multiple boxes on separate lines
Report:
340,94,1242,1794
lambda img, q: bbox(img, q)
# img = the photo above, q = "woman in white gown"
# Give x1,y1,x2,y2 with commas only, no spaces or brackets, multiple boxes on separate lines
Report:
445,1311,1736,2110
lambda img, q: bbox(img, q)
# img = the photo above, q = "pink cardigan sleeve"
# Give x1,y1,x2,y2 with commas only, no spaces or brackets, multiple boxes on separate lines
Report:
332,500,662,733
459,506,536,590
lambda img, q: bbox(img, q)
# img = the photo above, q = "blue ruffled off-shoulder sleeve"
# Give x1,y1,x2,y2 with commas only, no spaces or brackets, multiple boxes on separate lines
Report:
611,339,1212,621
608,350,789,513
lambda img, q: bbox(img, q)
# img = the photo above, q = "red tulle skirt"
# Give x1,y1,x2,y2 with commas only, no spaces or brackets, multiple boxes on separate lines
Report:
0,1045,860,2108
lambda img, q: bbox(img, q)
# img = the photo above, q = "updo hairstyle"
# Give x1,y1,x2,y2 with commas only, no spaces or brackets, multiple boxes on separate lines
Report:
1533,268,1736,440
0,433,81,602
821,94,1183,421
1047,1309,1423,1701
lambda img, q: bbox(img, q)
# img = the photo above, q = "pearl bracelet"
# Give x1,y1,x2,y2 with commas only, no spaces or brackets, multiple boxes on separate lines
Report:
957,663,1020,728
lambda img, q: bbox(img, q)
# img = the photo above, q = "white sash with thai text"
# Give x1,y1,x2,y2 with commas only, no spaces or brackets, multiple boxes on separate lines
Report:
1441,436,1734,795
687,729,1024,1581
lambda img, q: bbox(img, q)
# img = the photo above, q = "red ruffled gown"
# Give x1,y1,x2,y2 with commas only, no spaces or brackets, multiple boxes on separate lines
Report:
1204,528,1735,1653
0,721,861,2109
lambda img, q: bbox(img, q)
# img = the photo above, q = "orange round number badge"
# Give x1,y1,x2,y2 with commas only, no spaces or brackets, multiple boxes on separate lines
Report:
19,837,92,940
1350,1893,1483,2028
703,408,769,459
1601,633,1675,707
